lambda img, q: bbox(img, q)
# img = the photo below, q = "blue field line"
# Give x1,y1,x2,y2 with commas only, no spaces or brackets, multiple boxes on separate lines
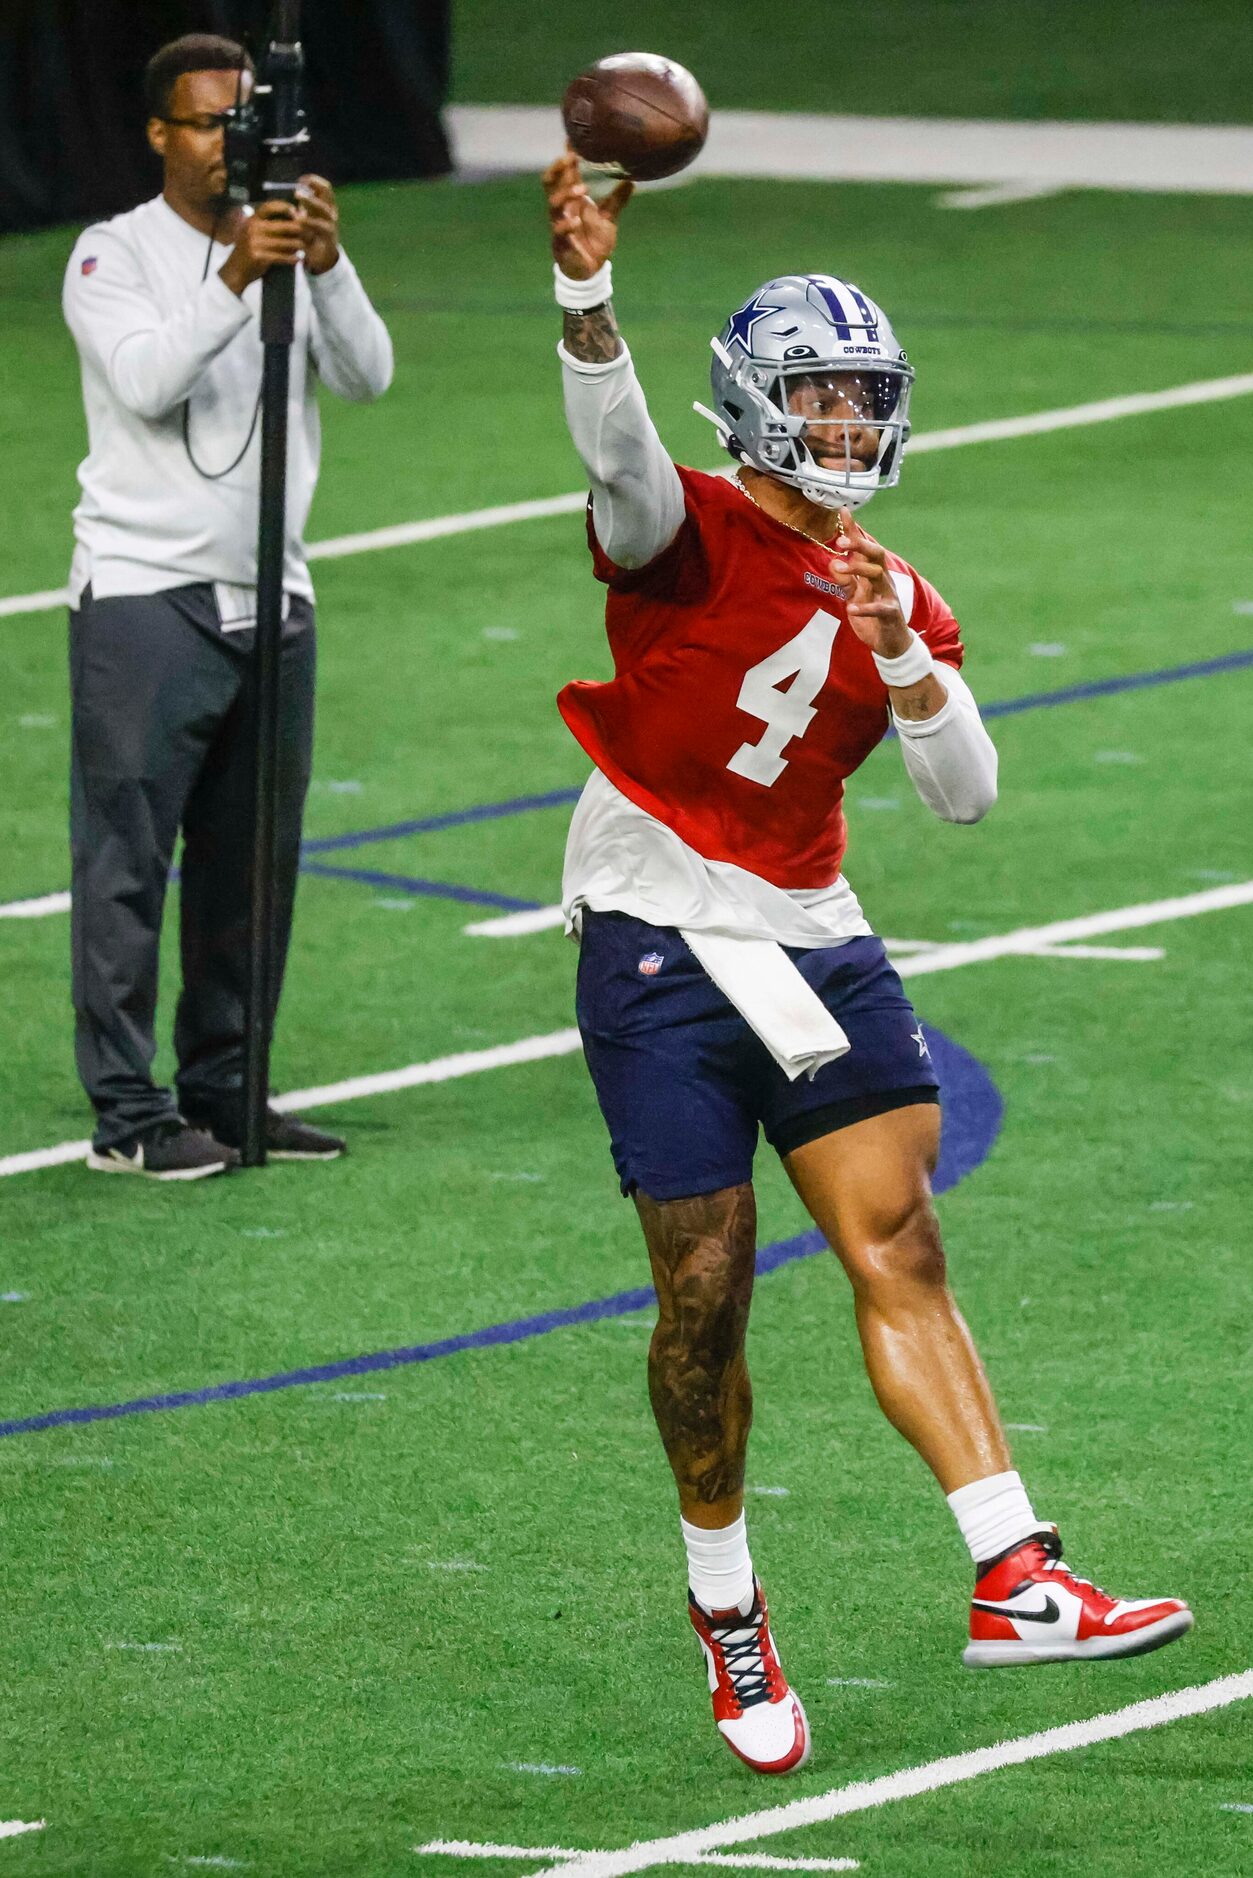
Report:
299,649,1253,888
883,647,1253,739
978,645,1253,719
0,1244,811,1442
300,788,583,857
300,860,540,912
0,1030,1000,1443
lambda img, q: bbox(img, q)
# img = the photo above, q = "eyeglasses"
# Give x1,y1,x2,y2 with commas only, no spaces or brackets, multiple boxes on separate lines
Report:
158,112,232,132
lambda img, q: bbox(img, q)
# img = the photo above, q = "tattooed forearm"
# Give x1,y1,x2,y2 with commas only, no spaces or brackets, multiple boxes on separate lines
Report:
562,301,623,364
636,1185,757,1510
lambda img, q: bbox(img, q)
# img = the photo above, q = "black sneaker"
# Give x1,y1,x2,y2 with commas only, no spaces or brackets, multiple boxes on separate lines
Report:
183,1103,345,1161
261,1109,345,1161
86,1120,239,1182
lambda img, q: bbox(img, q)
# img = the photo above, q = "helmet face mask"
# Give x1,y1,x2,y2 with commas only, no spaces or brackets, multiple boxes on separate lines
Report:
696,275,914,511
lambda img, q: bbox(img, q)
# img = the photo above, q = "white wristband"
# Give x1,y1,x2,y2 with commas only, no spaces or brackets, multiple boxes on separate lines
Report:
554,259,613,310
872,629,935,689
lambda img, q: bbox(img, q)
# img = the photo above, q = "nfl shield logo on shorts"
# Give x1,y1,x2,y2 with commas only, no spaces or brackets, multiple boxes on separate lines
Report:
638,952,665,976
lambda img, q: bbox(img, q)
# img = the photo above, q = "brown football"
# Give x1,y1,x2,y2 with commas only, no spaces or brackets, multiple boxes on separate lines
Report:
561,52,709,182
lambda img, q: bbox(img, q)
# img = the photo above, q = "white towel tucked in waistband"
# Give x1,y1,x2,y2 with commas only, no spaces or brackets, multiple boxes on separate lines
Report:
680,929,850,1082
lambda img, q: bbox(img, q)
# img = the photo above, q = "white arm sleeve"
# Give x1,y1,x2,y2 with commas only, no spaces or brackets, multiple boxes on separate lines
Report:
893,663,999,824
63,228,252,422
308,250,394,402
559,341,685,570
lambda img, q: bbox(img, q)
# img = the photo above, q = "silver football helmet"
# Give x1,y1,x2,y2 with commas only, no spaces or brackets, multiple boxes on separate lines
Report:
694,275,914,511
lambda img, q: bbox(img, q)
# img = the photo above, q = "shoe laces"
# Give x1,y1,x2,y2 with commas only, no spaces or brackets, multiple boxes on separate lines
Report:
706,1601,775,1711
1031,1531,1108,1600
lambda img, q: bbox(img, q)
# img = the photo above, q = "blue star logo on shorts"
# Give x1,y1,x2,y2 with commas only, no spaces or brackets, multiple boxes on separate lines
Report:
638,952,665,977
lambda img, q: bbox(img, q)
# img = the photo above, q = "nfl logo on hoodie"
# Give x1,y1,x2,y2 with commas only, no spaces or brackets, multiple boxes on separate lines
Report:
637,952,664,977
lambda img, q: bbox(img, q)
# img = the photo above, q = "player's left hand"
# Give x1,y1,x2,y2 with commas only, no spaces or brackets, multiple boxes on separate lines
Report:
296,174,340,275
830,508,911,658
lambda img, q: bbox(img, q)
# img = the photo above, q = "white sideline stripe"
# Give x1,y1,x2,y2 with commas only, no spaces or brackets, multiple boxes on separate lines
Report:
307,490,588,563
4,882,1252,1179
450,106,1253,196
530,1671,1253,1878
0,1029,583,1179
0,891,71,920
0,587,68,620
417,1849,858,1872
905,374,1253,455
6,373,1253,624
270,1027,581,1113
0,1139,91,1177
939,181,1064,211
0,1821,45,1839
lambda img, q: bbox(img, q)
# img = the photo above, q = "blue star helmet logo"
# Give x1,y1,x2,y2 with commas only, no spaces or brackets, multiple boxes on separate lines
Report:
725,286,790,355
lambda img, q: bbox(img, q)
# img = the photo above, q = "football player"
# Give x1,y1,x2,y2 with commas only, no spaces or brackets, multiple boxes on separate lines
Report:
542,150,1191,1775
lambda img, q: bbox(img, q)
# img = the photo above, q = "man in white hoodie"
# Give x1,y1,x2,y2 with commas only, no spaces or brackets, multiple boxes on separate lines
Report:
63,34,393,1179
543,149,1190,1775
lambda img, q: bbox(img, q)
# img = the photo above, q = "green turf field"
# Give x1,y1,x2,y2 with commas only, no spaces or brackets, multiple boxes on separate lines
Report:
453,0,1253,125
2,29,1253,1874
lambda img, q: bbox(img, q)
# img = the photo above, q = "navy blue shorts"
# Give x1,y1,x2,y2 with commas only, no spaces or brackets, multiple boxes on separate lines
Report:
576,911,940,1202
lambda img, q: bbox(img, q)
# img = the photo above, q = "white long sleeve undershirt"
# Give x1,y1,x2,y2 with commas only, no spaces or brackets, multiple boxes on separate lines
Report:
63,194,393,601
893,661,999,825
559,340,684,568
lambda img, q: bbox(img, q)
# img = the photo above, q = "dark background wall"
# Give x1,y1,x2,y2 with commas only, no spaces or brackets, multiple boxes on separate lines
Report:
0,0,451,234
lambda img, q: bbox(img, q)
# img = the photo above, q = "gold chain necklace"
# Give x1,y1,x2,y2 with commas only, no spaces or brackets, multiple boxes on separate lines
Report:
732,473,840,552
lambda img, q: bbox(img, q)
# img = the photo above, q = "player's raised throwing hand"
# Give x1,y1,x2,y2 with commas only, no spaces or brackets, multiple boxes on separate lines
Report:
543,148,634,281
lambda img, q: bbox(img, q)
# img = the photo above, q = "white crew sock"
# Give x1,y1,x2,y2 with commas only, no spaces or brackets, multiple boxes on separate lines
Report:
947,1469,1041,1569
681,1513,755,1614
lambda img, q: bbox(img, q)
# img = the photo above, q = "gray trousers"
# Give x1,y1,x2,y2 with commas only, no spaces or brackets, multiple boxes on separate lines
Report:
69,583,315,1150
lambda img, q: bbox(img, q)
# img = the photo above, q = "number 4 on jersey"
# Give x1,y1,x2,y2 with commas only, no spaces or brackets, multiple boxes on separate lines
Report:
725,608,841,787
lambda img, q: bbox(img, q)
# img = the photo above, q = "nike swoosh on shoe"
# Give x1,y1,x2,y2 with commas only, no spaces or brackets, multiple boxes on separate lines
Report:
970,1595,1061,1624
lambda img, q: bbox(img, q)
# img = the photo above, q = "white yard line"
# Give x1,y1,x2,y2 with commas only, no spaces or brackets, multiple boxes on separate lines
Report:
0,1821,45,1839
464,906,567,938
1015,943,1163,961
419,1851,579,1863
417,1848,858,1872
523,1672,1253,1878
892,880,1253,980
3,883,1250,1179
6,373,1253,624
464,911,1166,961
449,106,1253,197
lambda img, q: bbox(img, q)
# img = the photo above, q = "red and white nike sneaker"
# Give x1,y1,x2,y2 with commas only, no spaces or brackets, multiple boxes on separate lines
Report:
688,1579,811,1774
964,1526,1193,1667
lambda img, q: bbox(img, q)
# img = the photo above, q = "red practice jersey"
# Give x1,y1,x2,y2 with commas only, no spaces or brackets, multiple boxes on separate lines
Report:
557,466,964,890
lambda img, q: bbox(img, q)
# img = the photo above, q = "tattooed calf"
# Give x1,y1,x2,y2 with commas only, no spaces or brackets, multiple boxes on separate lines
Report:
636,1184,758,1509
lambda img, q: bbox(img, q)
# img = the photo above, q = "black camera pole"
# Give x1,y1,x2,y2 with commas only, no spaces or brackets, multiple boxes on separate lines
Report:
242,1,306,1167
